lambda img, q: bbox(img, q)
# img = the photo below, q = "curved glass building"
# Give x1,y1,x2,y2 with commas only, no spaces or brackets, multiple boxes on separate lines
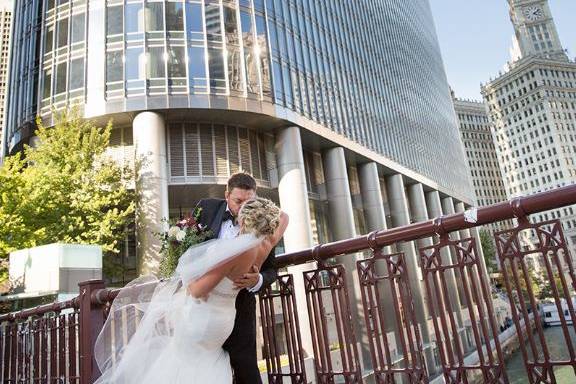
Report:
3,0,473,276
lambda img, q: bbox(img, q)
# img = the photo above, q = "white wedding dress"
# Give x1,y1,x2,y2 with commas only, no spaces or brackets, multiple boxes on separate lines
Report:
93,234,261,384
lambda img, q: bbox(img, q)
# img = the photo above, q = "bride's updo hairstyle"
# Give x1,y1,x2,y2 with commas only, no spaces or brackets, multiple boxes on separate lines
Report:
238,198,281,237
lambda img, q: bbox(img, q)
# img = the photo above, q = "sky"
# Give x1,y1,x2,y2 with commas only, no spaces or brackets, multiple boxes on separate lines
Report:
429,0,576,101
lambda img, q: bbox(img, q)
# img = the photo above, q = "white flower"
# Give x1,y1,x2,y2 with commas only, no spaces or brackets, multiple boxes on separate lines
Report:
175,230,186,242
168,226,180,238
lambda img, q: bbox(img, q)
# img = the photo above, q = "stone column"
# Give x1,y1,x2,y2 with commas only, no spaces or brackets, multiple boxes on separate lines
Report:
358,163,397,335
426,191,468,351
133,111,169,275
407,183,432,281
275,126,315,355
385,175,434,370
323,147,357,243
358,162,386,232
323,147,371,369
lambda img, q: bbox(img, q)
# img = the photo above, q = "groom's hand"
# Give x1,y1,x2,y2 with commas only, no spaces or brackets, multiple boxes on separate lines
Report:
234,265,260,289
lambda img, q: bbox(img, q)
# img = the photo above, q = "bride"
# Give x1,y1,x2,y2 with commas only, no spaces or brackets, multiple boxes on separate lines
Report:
94,197,288,383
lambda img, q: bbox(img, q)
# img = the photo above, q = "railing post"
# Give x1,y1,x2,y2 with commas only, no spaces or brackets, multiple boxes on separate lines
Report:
78,280,105,384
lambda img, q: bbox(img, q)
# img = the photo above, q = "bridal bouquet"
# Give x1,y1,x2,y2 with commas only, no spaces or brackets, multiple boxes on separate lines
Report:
157,208,212,277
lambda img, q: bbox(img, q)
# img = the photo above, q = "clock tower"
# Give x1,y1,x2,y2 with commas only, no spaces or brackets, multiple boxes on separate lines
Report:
508,0,567,61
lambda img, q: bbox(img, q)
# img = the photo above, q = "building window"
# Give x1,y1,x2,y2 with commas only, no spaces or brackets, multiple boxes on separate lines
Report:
188,46,206,89
126,47,145,85
42,69,52,100
55,61,67,94
165,2,184,32
106,50,123,82
69,57,84,90
167,45,186,80
44,25,54,54
57,17,69,48
145,2,164,32
106,5,123,36
208,47,225,89
125,3,144,35
186,2,203,40
147,46,166,78
71,13,85,44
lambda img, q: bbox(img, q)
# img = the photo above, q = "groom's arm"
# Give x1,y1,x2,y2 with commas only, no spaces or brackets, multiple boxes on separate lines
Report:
238,249,277,293
258,249,278,290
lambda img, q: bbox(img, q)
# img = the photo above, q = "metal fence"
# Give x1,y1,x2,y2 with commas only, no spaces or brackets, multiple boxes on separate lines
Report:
1,185,576,384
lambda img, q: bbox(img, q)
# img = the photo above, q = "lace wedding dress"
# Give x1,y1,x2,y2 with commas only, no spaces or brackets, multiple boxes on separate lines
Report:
93,234,261,384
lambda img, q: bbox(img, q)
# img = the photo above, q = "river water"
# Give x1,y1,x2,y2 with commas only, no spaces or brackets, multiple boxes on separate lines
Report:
506,326,576,383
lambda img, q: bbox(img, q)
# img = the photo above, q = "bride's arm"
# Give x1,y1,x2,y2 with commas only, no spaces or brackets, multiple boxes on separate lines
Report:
186,265,228,299
259,211,289,257
187,247,258,298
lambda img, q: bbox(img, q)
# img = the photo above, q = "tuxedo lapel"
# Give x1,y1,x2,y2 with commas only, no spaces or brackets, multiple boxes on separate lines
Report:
210,201,227,239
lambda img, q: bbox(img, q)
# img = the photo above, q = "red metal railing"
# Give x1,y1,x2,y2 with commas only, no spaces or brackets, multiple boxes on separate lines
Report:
1,184,576,384
357,251,426,383
496,218,576,384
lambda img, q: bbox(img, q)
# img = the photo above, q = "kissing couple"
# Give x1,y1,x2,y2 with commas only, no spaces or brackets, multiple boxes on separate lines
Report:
94,172,288,383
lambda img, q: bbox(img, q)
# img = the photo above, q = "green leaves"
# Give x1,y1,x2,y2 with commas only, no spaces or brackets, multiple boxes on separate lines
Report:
479,228,497,273
0,109,135,282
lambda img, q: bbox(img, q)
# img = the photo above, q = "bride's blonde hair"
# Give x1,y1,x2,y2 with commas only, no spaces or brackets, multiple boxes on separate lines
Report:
238,198,281,237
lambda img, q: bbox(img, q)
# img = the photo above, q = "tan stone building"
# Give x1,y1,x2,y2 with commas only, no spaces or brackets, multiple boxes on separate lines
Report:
482,0,576,253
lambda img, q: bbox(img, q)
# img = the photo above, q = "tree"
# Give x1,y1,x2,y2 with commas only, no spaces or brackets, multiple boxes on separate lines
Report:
536,269,569,300
494,263,541,304
479,228,497,273
0,110,135,282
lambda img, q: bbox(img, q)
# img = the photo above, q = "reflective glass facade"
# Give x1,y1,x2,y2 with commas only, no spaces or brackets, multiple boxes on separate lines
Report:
4,0,472,200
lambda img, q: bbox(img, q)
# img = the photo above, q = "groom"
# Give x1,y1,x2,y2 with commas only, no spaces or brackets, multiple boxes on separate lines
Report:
194,172,278,384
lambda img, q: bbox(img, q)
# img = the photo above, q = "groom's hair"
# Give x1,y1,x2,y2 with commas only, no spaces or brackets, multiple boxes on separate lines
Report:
227,172,257,192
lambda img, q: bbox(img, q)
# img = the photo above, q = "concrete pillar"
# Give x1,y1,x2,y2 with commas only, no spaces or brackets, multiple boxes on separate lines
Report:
358,163,397,336
385,175,434,370
275,126,315,356
407,183,432,281
426,191,468,351
133,111,169,275
358,162,386,232
323,148,357,242
323,148,371,370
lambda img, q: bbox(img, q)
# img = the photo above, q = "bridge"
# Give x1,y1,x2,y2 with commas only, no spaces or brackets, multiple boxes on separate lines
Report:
1,185,576,383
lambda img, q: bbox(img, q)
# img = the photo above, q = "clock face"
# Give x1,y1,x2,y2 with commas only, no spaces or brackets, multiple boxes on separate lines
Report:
524,6,544,21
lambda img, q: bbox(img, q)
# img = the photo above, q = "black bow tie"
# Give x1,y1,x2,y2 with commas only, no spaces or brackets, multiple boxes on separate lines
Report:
222,211,237,226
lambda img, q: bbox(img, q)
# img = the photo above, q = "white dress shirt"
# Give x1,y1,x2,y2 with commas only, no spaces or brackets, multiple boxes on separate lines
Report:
218,206,263,292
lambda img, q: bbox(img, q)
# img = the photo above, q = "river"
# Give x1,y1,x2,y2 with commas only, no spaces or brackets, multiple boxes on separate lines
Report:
506,326,576,383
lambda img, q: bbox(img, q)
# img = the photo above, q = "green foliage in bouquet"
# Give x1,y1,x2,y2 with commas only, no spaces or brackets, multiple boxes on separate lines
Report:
157,208,211,278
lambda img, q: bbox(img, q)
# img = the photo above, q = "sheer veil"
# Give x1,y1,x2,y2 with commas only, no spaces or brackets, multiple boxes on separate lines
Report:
93,234,261,383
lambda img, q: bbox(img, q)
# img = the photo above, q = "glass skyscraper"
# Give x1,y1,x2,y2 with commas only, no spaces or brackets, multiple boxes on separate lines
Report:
3,0,473,280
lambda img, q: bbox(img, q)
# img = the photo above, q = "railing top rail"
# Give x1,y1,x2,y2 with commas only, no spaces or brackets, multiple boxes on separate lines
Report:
90,279,162,307
275,184,576,268
0,296,79,323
